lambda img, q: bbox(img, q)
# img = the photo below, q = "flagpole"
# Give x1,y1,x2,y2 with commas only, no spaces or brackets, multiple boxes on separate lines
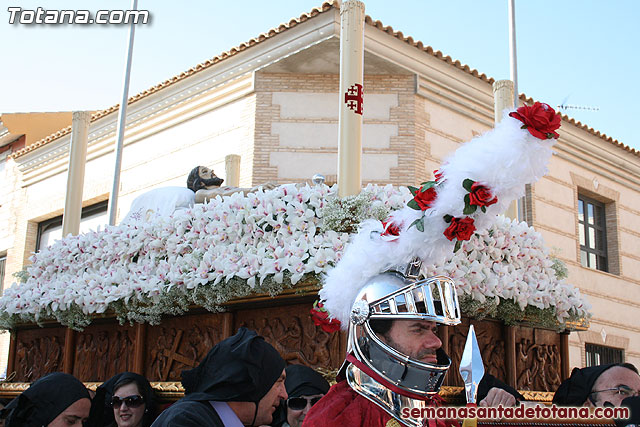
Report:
508,0,518,109
507,0,527,221
108,0,138,225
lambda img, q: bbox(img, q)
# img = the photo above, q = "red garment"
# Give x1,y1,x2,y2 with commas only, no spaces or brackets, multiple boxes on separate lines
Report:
302,379,393,427
303,380,458,427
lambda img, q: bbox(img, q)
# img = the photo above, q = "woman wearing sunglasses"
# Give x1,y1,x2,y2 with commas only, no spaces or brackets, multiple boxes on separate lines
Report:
272,365,329,427
88,372,156,427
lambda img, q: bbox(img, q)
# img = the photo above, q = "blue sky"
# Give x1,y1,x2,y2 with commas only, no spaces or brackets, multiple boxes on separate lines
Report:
1,1,638,150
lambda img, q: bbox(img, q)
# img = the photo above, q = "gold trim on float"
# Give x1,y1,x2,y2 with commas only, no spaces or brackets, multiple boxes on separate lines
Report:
0,382,555,403
0,381,187,400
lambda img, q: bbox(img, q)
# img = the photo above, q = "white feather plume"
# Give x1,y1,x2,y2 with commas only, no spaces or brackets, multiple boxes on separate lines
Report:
320,110,559,328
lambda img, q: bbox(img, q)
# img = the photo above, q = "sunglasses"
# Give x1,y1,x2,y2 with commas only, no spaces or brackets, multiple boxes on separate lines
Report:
287,396,322,411
111,395,145,408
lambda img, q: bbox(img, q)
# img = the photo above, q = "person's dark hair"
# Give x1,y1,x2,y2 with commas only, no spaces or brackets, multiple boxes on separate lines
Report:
369,319,393,336
186,166,201,192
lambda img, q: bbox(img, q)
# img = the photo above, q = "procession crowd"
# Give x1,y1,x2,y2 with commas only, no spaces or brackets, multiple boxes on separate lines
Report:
0,326,638,427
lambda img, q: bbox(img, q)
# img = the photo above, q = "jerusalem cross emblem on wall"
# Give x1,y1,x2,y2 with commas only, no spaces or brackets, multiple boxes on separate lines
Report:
344,83,364,115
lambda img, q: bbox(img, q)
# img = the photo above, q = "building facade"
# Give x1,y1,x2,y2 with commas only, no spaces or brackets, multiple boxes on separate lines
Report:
2,2,638,376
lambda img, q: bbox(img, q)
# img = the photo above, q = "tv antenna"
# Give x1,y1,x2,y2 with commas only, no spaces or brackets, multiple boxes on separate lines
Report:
557,95,599,112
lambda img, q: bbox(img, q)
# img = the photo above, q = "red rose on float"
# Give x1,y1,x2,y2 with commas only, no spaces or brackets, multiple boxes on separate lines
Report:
413,185,437,210
469,182,497,207
381,220,401,237
509,102,561,140
443,216,476,241
310,301,341,333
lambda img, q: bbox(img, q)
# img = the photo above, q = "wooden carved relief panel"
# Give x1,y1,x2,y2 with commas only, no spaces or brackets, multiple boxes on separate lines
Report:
145,313,225,382
235,303,343,370
444,318,506,387
74,324,136,382
515,326,562,392
14,327,65,382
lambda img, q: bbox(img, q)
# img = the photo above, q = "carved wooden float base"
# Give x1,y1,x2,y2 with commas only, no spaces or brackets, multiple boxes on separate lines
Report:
4,290,572,400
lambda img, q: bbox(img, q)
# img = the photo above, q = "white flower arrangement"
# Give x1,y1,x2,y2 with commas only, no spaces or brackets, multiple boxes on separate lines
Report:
0,184,403,329
0,183,590,330
424,215,590,327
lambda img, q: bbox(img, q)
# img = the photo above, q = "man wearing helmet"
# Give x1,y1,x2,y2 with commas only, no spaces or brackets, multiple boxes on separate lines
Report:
302,101,567,427
303,267,521,427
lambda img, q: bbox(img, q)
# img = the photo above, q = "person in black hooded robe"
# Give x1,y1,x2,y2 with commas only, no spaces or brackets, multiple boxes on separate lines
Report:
553,363,640,426
87,371,156,427
151,327,287,427
0,372,91,427
271,364,330,427
553,363,639,407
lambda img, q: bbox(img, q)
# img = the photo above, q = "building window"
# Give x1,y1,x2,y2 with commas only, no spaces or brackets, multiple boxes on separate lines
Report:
36,201,108,252
0,254,6,295
586,343,624,366
578,195,608,272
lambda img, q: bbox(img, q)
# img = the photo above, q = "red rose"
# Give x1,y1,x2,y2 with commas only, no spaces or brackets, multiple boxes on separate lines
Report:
469,183,497,207
381,220,400,237
310,302,341,333
413,186,437,210
443,217,476,241
509,102,561,140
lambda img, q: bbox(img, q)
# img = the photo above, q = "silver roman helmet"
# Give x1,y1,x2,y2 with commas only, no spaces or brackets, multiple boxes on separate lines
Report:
346,258,461,397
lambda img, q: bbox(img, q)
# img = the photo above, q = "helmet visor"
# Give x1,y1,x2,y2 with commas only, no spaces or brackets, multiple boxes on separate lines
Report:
369,275,460,325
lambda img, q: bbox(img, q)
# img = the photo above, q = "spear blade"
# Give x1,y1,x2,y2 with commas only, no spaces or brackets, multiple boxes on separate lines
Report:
459,324,485,405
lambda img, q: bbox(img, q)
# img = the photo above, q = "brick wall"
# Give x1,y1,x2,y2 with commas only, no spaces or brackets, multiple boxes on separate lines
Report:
254,73,424,186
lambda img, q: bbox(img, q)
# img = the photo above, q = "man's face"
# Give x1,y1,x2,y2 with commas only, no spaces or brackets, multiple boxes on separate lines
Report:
198,166,214,180
47,398,91,427
198,166,224,188
286,393,324,427
588,366,640,407
379,319,442,364
255,369,288,425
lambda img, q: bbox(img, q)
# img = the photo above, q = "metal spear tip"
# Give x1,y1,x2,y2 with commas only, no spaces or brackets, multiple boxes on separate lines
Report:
459,324,485,404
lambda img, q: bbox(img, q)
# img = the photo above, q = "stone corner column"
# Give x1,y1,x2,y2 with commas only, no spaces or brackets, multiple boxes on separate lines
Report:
225,154,241,187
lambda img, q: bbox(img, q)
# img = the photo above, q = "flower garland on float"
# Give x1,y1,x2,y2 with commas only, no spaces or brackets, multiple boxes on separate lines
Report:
0,103,588,331
316,102,580,332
